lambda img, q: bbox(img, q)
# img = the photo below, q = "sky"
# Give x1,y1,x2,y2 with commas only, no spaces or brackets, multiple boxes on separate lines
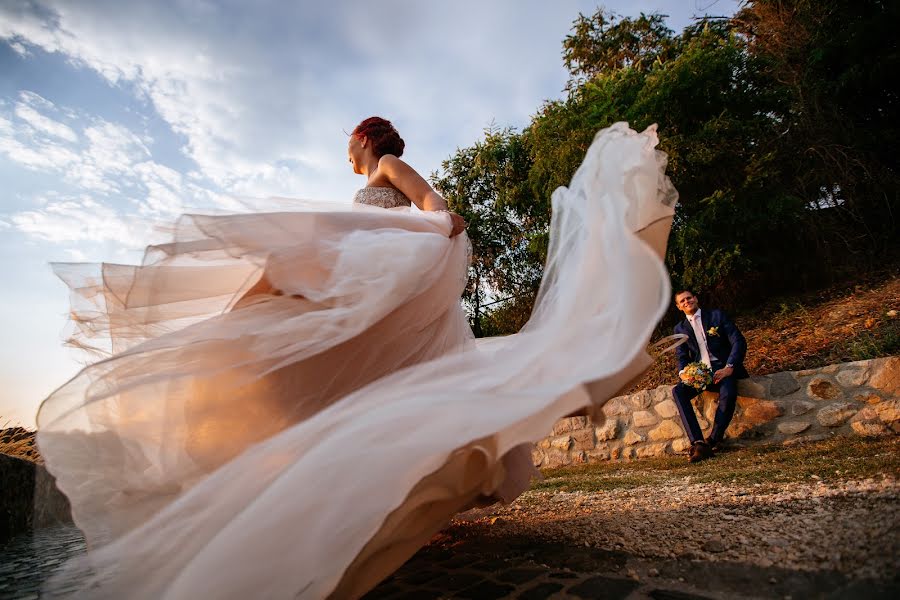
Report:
0,0,743,428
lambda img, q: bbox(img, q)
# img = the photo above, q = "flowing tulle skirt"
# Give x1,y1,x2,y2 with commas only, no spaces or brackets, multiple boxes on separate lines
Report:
37,123,678,599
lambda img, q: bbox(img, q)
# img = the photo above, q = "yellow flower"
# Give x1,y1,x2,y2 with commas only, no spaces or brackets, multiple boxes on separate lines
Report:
707,326,719,337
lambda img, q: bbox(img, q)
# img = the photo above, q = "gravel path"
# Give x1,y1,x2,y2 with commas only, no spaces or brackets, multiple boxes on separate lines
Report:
463,476,900,581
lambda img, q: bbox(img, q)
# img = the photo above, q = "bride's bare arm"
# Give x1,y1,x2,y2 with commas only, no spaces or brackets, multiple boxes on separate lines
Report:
377,155,467,236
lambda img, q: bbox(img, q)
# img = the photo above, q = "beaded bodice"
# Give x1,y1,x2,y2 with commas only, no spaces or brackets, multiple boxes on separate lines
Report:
353,187,412,208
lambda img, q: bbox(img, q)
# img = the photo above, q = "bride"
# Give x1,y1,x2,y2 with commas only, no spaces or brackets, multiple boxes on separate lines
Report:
37,117,677,598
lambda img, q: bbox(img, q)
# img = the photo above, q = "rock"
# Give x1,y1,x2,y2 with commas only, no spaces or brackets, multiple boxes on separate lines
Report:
602,396,631,417
727,422,759,439
699,390,718,404
867,356,900,397
874,399,900,428
1,453,34,541
854,406,878,421
854,393,882,405
791,400,816,416
632,410,658,428
571,428,596,450
595,419,619,441
550,435,573,451
531,449,544,467
538,438,552,450
777,421,811,435
835,365,870,388
0,454,72,541
851,420,890,437
783,433,830,446
32,465,71,530
611,446,634,460
543,449,571,468
768,372,801,397
628,390,652,410
635,442,669,458
738,398,785,424
650,386,673,404
552,416,589,436
654,398,679,419
738,377,768,398
587,444,611,461
808,378,842,401
672,438,691,453
624,430,645,446
703,539,727,553
817,403,857,427
648,420,685,442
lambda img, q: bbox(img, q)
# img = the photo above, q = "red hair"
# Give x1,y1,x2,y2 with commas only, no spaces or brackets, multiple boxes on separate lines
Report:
352,116,405,158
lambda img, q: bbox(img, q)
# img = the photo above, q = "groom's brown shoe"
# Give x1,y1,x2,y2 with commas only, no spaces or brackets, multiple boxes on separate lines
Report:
688,441,714,463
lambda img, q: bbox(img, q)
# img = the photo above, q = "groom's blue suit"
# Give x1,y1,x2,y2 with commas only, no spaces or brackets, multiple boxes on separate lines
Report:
672,309,748,446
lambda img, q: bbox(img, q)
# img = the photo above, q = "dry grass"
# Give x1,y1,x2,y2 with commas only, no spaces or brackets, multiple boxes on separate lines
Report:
0,425,40,464
631,274,900,392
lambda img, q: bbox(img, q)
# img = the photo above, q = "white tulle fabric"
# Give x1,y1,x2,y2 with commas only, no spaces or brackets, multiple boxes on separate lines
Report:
37,123,677,599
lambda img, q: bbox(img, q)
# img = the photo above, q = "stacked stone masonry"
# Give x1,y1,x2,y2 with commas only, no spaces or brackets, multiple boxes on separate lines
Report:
533,356,900,468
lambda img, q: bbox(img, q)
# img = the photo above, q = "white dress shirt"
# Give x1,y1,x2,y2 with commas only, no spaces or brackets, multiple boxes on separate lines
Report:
687,309,718,367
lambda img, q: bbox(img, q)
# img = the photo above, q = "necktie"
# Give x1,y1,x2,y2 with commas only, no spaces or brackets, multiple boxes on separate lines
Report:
690,316,712,368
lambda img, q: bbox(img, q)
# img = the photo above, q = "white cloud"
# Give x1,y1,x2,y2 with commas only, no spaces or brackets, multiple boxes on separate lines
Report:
7,39,30,56
14,103,78,142
0,92,234,243
0,112,80,170
11,194,151,246
64,247,87,261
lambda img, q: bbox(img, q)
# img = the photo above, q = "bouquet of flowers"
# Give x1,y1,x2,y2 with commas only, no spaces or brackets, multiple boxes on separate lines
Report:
681,361,713,391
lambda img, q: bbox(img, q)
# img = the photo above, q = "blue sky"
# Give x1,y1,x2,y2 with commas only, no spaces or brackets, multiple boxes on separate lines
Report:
0,0,742,428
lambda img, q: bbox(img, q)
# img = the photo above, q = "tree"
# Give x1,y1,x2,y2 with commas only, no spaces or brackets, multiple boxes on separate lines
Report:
563,9,675,86
735,0,900,261
436,1,900,334
431,127,539,335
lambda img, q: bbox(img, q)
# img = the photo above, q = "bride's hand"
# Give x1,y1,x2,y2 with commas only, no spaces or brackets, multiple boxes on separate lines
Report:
446,211,467,237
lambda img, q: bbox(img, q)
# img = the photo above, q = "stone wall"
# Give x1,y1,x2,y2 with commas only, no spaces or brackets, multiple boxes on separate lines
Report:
533,356,899,469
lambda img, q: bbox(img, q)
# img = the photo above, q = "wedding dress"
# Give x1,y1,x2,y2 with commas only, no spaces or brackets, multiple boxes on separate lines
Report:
37,122,678,599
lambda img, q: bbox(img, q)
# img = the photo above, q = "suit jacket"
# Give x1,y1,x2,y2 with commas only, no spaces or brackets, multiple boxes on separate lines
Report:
674,309,748,379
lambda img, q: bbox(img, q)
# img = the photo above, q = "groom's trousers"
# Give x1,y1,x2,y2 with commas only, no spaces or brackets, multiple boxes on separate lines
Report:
671,365,738,445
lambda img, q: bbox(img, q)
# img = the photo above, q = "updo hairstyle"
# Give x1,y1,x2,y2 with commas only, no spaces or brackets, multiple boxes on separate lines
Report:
352,116,405,158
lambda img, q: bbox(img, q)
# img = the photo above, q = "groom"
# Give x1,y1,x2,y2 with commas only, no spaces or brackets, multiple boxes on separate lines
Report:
671,289,748,462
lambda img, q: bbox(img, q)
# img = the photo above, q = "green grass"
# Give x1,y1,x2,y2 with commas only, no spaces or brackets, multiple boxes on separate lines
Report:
531,436,900,494
842,318,900,362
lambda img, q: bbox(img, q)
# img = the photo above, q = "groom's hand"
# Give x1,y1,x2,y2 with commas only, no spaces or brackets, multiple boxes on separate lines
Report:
713,366,733,384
